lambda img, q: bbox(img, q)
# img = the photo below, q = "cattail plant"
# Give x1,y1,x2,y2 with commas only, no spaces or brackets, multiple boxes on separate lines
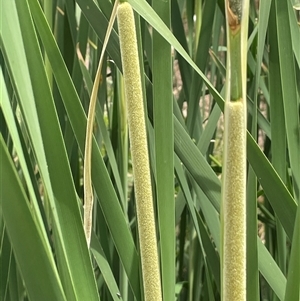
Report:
221,0,249,300
117,2,162,301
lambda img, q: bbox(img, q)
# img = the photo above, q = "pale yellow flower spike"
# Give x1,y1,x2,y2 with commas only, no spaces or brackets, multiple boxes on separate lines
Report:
221,0,249,300
117,2,162,301
222,100,247,301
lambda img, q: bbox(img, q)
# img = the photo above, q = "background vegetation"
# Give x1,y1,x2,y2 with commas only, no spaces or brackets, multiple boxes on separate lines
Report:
0,0,299,300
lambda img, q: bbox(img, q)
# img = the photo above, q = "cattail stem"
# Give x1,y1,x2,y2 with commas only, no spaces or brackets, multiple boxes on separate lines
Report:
117,2,162,301
221,0,249,300
229,31,242,100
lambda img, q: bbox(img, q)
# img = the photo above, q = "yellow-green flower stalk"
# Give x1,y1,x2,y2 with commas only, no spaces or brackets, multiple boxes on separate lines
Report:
117,2,162,301
221,0,249,300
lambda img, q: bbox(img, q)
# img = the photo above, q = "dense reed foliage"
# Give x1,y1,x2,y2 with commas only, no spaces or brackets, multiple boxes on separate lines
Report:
0,0,299,300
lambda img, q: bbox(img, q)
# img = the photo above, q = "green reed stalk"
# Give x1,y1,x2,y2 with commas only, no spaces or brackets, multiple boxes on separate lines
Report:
221,0,249,300
117,2,162,301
